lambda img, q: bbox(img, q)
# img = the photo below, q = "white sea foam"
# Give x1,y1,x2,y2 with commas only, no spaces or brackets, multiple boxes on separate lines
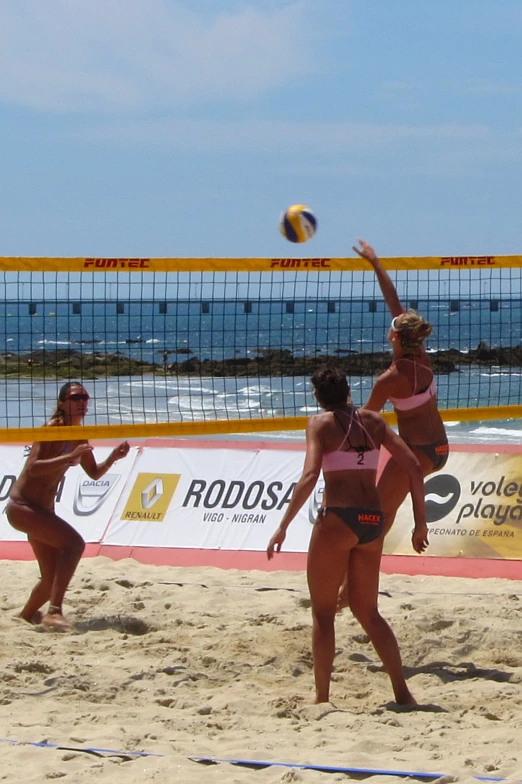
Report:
37,339,71,346
471,426,522,438
486,372,522,377
0,375,518,444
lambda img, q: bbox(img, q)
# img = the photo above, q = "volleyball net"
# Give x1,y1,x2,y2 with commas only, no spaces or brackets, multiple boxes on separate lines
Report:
0,253,521,442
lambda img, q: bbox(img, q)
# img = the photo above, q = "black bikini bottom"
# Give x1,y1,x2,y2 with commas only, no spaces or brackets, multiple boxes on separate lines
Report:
409,440,449,471
320,507,384,545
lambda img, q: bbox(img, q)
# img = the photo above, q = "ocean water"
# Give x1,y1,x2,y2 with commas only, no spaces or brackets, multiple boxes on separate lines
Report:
2,297,522,362
1,297,521,444
0,373,521,447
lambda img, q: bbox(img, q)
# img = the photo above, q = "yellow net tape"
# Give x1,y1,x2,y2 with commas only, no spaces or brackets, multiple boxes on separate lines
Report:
0,405,519,444
1,254,522,273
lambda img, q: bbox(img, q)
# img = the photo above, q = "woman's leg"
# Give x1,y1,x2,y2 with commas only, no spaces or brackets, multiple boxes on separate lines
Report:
379,447,437,534
7,503,85,628
307,512,357,703
347,538,415,704
377,456,412,535
18,538,59,623
338,450,436,610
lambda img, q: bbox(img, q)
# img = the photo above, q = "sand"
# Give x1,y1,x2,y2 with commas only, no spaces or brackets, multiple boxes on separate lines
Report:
0,556,522,783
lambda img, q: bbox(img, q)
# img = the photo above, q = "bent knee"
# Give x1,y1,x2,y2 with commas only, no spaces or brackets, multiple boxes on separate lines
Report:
6,504,29,533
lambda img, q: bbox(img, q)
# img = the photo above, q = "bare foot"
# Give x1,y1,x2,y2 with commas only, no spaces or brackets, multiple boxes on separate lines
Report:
41,612,70,631
395,689,417,706
16,610,43,625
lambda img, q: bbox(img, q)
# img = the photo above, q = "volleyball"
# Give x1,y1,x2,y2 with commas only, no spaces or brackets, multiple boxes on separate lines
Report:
279,204,317,243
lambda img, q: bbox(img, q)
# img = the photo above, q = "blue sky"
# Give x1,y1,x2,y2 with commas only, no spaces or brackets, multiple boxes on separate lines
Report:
1,0,522,259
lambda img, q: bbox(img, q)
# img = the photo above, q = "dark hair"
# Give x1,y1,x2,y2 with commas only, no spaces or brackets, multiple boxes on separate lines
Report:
395,310,433,351
50,381,85,421
311,366,350,408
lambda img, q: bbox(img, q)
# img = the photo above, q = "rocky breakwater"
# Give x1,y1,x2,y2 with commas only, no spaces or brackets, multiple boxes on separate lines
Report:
0,342,518,379
0,349,160,378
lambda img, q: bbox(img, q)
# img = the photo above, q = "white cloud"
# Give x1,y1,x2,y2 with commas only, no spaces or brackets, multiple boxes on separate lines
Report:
0,0,314,111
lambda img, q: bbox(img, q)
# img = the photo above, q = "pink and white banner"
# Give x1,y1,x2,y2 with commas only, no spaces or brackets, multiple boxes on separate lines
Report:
0,441,522,570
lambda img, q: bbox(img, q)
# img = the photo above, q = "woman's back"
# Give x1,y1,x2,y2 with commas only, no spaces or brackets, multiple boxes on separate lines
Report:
388,357,446,443
316,407,383,510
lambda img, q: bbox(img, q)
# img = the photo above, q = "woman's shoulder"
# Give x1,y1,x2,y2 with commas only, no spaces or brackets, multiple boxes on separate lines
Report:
376,363,400,387
357,407,384,428
308,410,334,429
357,407,386,439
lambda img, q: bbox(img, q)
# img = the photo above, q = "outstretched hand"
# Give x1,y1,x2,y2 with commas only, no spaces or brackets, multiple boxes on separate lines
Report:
411,524,429,555
352,238,378,264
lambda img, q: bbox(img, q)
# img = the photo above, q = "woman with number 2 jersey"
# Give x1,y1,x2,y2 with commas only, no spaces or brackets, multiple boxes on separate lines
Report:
267,366,428,705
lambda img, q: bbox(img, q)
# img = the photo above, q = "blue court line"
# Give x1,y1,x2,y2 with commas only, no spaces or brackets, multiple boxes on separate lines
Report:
188,756,511,781
0,738,162,758
0,740,514,780
157,581,392,596
156,581,519,598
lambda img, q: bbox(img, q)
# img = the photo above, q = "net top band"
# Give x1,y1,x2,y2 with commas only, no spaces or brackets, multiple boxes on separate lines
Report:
0,255,520,272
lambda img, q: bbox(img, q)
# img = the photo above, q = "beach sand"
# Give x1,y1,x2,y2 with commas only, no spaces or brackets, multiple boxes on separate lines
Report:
1,556,521,783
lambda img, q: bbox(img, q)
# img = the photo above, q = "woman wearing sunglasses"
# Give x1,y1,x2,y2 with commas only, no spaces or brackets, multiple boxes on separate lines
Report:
338,240,449,608
7,381,130,629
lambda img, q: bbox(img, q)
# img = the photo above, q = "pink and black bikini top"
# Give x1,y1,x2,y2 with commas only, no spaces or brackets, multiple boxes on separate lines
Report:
322,409,380,472
389,358,437,412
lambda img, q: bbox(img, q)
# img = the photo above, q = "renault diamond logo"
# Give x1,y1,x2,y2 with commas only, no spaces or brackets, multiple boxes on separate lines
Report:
121,473,181,522
73,474,121,516
141,478,164,509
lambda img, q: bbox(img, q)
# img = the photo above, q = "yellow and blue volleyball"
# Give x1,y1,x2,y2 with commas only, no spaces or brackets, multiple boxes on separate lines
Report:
279,204,317,243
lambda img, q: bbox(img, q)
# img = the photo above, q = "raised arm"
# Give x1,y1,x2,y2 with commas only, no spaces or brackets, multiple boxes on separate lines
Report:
26,441,94,476
361,374,391,413
80,441,130,480
353,238,404,318
267,418,323,559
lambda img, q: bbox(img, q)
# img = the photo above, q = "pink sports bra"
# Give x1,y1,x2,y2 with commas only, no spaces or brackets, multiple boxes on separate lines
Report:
322,410,380,472
389,359,437,412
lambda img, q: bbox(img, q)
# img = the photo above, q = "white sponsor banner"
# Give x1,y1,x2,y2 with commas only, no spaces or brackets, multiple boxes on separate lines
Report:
0,445,139,543
103,447,314,552
55,447,139,542
3,441,520,561
0,446,33,541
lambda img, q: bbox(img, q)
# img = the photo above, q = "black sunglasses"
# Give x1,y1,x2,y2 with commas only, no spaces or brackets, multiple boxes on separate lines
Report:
67,393,90,402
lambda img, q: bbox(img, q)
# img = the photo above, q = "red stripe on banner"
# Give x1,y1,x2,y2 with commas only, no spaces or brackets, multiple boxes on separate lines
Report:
1,541,521,578
141,438,307,451
96,545,308,571
0,542,102,560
